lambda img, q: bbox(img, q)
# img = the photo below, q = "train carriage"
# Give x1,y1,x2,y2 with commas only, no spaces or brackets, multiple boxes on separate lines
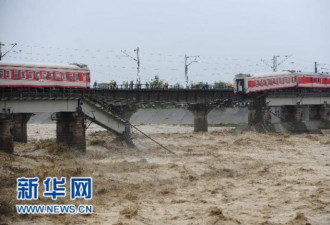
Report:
234,71,330,94
0,62,90,89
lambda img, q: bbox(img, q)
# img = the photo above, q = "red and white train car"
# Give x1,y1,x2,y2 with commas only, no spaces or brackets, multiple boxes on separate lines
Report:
0,62,90,89
234,71,330,94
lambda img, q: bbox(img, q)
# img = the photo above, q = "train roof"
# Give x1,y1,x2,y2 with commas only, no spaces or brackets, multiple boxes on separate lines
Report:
0,61,89,71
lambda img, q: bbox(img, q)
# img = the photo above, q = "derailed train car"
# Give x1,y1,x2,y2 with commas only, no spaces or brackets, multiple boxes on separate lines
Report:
234,71,330,94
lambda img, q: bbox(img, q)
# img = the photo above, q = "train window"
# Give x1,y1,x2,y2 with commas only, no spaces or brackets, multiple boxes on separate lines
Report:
56,72,61,80
22,71,26,79
6,71,11,78
0,70,3,78
36,72,40,80
14,70,19,79
62,72,66,80
42,72,47,79
69,73,73,81
49,72,54,80
75,73,79,81
28,71,33,79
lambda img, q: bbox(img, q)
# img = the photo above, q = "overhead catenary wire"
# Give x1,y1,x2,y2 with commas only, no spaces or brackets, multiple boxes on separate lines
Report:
5,42,328,84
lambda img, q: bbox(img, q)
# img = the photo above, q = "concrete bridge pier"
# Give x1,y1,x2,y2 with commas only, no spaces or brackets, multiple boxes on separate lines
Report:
271,105,310,123
320,105,330,121
248,105,271,125
13,113,32,143
247,97,268,126
56,112,86,152
301,106,310,122
294,106,303,122
279,105,304,122
115,105,138,135
0,115,14,154
270,106,281,123
107,104,138,147
188,104,213,132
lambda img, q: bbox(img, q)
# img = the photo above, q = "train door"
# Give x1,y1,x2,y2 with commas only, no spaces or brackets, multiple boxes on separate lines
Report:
236,79,245,93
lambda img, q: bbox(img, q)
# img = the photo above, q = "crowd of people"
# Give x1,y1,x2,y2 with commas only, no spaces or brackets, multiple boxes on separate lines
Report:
92,80,232,89
93,80,170,89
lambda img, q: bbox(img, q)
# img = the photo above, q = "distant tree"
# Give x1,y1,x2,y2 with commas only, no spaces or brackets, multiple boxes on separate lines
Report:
150,75,163,88
190,82,203,89
173,82,183,89
213,81,228,88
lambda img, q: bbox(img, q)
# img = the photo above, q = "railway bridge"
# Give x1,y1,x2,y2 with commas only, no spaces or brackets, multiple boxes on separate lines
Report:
0,88,330,154
0,88,234,153
248,90,330,132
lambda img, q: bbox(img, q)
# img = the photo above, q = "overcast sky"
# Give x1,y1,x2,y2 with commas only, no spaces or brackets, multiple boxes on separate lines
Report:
0,0,329,84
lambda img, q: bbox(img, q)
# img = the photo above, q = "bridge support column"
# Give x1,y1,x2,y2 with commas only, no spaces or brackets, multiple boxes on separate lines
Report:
13,113,32,143
121,107,138,136
280,106,304,122
188,104,212,132
56,112,86,152
271,106,281,123
0,116,14,154
248,106,271,125
248,97,268,125
272,106,309,123
301,106,310,122
121,107,137,147
108,104,138,147
294,106,303,122
320,105,330,121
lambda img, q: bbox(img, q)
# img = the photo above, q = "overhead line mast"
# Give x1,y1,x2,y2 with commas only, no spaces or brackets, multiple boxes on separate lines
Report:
185,54,199,88
0,41,18,61
261,55,292,72
121,47,141,85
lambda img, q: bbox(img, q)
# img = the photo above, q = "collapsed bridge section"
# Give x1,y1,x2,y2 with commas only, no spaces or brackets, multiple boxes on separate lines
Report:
0,97,127,153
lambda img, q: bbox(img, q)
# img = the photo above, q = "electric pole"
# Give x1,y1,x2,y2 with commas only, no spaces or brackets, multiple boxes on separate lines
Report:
0,42,4,61
185,54,199,88
272,55,279,72
121,47,141,86
314,61,318,73
261,55,292,72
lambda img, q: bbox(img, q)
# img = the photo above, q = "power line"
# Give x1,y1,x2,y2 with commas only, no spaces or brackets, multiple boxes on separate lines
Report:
0,41,18,61
260,55,292,72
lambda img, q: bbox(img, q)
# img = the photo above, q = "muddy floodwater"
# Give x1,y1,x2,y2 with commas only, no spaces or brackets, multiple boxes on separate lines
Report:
1,123,330,225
